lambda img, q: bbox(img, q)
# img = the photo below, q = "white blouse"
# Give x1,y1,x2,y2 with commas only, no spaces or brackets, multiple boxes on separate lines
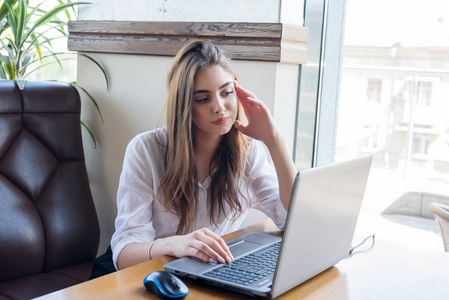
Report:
111,127,287,268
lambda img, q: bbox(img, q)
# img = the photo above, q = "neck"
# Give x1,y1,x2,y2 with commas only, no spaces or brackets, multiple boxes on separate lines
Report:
194,131,223,156
194,131,223,182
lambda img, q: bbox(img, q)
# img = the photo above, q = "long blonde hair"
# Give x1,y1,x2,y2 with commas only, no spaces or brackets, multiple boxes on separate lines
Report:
159,40,248,234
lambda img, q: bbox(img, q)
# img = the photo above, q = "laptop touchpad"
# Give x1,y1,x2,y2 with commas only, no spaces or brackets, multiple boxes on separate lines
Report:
229,241,262,257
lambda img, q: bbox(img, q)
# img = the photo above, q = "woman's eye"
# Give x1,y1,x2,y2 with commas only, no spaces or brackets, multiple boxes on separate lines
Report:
223,90,234,97
195,97,209,103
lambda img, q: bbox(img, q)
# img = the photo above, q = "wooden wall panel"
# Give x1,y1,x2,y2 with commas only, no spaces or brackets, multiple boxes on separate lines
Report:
68,21,309,64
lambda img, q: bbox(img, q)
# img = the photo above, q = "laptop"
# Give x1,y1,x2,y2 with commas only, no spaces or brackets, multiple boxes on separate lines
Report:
164,155,373,298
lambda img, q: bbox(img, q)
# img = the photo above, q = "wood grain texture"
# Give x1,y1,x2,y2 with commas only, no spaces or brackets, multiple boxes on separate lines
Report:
68,21,309,64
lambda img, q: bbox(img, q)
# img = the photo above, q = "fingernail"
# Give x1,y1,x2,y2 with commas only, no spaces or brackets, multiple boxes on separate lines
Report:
218,257,226,264
209,258,218,263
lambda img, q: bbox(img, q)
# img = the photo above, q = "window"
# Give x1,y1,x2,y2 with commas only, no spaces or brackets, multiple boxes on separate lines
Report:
415,81,432,107
335,0,449,251
366,79,382,103
412,134,429,156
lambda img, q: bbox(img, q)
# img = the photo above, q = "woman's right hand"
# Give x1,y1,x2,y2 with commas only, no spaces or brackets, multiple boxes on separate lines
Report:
162,228,234,263
117,228,234,270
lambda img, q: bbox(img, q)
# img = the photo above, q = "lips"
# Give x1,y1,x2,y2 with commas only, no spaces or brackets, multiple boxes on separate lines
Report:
212,116,229,125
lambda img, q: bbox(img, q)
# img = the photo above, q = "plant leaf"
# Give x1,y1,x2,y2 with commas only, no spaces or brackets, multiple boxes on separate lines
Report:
21,51,74,70
24,23,67,54
79,53,110,90
0,64,7,79
16,77,26,89
15,0,27,48
25,0,45,25
0,54,11,79
0,1,19,30
3,0,17,39
1,54,15,79
0,39,17,76
22,57,72,78
25,2,89,43
20,7,65,50
22,51,32,65
71,83,104,123
80,120,97,149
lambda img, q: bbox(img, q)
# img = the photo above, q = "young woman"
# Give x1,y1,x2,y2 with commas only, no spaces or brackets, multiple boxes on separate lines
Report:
111,40,297,270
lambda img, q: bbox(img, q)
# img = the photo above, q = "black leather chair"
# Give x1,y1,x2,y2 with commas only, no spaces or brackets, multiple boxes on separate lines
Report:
0,80,100,299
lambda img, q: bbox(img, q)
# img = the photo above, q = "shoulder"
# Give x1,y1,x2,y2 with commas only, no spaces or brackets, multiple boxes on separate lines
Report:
128,126,167,150
125,126,168,161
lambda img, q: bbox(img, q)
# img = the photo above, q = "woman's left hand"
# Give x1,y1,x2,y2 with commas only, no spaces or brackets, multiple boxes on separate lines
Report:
234,81,297,211
233,81,280,147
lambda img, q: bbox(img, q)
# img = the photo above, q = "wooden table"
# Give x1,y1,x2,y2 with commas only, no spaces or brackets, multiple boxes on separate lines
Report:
35,220,449,300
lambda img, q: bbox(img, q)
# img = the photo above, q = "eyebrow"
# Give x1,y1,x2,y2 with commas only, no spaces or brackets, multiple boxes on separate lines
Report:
193,81,233,95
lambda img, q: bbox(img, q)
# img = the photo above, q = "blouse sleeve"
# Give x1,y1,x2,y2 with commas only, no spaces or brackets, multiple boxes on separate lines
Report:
110,135,157,269
245,141,288,230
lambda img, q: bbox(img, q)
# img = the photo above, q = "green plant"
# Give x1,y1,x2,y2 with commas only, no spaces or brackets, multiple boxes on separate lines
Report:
0,0,109,148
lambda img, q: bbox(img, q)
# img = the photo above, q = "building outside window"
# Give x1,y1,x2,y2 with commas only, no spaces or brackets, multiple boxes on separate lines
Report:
336,0,449,251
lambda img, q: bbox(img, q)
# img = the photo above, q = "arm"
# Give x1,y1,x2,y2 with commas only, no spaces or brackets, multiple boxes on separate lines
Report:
233,82,297,210
117,228,234,270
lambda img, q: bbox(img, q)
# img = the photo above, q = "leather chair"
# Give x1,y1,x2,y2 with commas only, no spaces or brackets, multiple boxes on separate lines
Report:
0,80,100,299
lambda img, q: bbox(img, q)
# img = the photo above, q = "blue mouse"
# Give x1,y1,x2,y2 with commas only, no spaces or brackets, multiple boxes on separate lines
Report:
143,271,189,299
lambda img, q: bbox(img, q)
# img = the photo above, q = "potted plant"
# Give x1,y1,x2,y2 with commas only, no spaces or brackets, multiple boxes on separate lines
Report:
0,0,109,147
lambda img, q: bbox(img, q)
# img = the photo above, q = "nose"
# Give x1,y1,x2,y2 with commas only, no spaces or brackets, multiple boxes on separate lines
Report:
213,96,226,113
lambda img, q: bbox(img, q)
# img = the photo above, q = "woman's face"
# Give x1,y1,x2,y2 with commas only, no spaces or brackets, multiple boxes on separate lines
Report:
192,65,238,139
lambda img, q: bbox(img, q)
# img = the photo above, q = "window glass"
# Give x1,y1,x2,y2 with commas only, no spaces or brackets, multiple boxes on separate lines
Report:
336,0,449,251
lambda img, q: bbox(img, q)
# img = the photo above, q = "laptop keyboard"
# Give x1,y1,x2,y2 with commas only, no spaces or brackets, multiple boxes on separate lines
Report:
204,241,281,286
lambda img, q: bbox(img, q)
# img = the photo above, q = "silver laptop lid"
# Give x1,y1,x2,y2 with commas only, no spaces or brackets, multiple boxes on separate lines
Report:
271,155,372,298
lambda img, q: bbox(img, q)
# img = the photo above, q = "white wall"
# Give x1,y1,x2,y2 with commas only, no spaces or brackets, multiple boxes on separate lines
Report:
79,54,172,253
78,0,303,25
77,0,304,254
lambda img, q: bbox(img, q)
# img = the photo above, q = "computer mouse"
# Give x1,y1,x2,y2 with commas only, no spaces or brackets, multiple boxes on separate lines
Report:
143,271,189,299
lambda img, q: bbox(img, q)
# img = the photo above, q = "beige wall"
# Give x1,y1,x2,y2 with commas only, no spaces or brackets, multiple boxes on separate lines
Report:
78,0,303,25
77,0,304,254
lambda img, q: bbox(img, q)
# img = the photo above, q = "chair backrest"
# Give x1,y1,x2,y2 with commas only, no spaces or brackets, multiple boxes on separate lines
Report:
429,202,449,252
0,80,100,281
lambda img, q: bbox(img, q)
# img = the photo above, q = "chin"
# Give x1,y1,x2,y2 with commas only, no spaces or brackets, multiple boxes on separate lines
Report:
211,120,233,133
222,123,235,134
215,127,232,136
